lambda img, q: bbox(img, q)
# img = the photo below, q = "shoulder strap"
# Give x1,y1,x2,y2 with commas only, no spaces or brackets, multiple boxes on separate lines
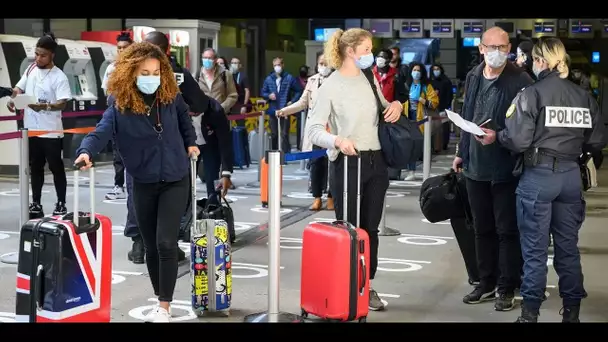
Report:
221,71,227,94
26,63,36,76
362,68,384,118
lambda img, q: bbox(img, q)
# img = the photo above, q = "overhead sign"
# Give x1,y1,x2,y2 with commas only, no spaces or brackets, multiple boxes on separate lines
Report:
169,30,190,47
133,26,156,43
397,19,424,38
462,20,484,38
602,19,608,38
532,20,557,38
366,19,394,38
569,19,594,38
427,19,454,38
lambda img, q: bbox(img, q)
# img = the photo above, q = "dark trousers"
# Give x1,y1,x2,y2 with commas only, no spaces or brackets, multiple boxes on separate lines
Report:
516,160,587,310
197,143,221,205
124,172,140,239
112,140,125,187
311,145,331,198
269,115,290,155
296,112,303,150
132,176,190,302
331,151,389,280
442,121,451,150
466,177,522,293
29,137,67,204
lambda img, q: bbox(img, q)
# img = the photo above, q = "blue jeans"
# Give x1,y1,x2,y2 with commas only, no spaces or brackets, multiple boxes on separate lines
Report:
124,171,140,239
516,159,587,310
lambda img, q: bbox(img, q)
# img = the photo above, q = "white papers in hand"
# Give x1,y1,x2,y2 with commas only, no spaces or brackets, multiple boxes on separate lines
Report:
13,94,37,110
445,109,486,136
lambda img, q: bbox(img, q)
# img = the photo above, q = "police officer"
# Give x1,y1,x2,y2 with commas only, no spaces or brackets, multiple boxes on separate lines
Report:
476,38,608,323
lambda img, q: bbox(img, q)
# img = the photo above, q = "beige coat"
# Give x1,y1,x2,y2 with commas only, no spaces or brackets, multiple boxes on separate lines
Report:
197,67,238,113
280,73,326,152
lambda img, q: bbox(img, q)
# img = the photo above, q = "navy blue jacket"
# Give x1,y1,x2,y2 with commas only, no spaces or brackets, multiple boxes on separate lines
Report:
76,93,197,184
261,71,302,115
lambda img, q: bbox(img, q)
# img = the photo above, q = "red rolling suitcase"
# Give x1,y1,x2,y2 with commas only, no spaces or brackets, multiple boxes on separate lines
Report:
300,154,370,323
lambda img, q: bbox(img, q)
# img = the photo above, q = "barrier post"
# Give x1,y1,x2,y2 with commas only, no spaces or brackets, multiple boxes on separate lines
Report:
295,112,308,174
244,150,302,323
378,194,400,236
251,111,265,188
1,129,29,265
423,117,432,181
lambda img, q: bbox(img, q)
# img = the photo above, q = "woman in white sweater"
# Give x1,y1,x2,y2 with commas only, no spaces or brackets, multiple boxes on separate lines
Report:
277,53,333,211
306,28,403,312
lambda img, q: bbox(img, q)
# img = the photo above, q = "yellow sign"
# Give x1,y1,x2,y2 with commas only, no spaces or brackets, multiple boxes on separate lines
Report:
506,104,516,119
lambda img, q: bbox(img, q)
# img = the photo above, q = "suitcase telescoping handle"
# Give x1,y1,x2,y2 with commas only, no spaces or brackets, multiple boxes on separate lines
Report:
277,114,282,152
72,161,97,231
342,153,361,227
190,155,198,234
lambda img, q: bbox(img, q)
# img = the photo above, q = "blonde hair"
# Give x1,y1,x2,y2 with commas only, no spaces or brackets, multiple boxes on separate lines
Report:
324,28,373,69
532,38,569,79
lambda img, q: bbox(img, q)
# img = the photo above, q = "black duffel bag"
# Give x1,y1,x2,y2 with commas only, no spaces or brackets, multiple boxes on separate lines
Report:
363,69,424,169
180,195,236,244
419,170,468,223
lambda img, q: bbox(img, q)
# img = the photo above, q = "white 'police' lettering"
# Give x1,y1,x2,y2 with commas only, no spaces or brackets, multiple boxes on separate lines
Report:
545,106,592,129
174,73,184,86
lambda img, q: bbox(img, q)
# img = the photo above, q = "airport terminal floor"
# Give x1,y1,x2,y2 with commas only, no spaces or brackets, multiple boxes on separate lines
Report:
0,139,607,323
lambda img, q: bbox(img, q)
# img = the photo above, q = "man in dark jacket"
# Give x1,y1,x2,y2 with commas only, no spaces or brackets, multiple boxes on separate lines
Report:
430,63,454,150
452,27,534,311
390,46,411,103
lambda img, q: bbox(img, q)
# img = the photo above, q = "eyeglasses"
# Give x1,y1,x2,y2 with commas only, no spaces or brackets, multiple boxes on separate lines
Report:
481,43,509,52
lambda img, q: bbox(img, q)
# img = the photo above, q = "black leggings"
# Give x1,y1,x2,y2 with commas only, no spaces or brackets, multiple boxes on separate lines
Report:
29,137,67,204
331,150,389,280
132,176,190,302
310,145,332,199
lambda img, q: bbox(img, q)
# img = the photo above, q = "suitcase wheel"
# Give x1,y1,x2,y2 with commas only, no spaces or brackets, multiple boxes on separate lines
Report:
300,309,308,318
194,309,205,318
358,316,367,323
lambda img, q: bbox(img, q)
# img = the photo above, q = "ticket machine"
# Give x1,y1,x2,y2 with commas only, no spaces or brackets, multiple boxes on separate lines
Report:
77,40,117,107
55,38,101,158
0,34,38,174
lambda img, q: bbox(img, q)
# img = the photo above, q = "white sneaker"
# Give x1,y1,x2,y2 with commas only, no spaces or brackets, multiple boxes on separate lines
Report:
144,305,172,323
151,307,171,323
105,185,126,200
404,171,416,181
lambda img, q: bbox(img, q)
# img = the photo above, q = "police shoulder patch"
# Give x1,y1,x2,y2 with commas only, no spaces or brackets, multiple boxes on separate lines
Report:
506,104,516,118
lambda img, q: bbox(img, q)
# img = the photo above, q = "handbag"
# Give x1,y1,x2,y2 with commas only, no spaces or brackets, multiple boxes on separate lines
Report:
363,68,423,169
419,170,469,223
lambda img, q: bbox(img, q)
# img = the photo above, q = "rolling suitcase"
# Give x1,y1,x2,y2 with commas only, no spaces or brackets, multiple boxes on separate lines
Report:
189,157,232,317
300,154,370,323
15,165,113,323
260,116,283,207
232,126,250,169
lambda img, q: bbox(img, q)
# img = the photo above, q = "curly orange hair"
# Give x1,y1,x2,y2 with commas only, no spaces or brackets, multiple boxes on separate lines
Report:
106,41,179,114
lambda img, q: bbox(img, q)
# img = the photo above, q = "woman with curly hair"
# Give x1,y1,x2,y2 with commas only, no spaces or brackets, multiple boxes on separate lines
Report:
74,41,199,323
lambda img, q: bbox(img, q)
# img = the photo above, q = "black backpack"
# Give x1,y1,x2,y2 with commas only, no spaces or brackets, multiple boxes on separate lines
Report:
363,68,423,169
180,196,236,244
419,171,470,223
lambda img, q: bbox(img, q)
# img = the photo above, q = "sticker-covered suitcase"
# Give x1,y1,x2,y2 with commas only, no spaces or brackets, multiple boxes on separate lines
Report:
188,157,232,317
300,154,370,323
15,165,113,323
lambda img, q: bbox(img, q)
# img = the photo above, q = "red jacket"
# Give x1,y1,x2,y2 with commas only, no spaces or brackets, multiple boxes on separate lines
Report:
372,66,397,102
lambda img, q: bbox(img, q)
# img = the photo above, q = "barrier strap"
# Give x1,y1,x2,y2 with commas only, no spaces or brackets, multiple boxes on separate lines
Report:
0,131,22,141
0,109,105,122
284,148,327,162
226,111,262,121
0,127,96,141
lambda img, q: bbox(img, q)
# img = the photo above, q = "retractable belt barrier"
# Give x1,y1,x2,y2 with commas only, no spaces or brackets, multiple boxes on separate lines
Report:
0,109,105,122
0,127,95,141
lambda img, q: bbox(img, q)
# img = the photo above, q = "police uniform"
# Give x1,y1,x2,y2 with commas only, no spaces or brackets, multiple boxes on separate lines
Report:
497,69,608,322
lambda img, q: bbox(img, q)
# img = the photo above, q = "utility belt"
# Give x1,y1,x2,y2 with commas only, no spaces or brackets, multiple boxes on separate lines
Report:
523,148,597,191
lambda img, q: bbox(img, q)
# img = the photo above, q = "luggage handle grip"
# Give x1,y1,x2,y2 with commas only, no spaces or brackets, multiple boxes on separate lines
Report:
331,220,355,230
359,256,366,296
71,161,96,227
35,264,44,311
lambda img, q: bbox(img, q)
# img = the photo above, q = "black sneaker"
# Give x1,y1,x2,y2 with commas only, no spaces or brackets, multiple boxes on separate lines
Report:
127,238,145,264
53,202,67,216
495,292,516,311
29,203,44,219
560,306,580,323
515,305,539,323
463,286,496,304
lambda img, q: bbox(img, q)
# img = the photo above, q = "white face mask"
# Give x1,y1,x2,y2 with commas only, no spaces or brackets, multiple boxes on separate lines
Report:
274,65,282,74
230,63,239,73
376,57,386,68
318,65,330,76
485,50,508,69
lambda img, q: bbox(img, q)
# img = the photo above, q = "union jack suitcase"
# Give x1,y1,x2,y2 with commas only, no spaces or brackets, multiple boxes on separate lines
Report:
188,157,232,317
15,165,113,323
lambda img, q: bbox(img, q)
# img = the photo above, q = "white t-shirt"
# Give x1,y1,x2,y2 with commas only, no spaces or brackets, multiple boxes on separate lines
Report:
101,62,115,94
16,65,72,138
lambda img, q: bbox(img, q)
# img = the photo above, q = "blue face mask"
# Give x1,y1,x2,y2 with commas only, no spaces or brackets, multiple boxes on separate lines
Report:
202,58,214,70
433,70,441,78
411,71,421,81
136,75,160,95
355,53,374,70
